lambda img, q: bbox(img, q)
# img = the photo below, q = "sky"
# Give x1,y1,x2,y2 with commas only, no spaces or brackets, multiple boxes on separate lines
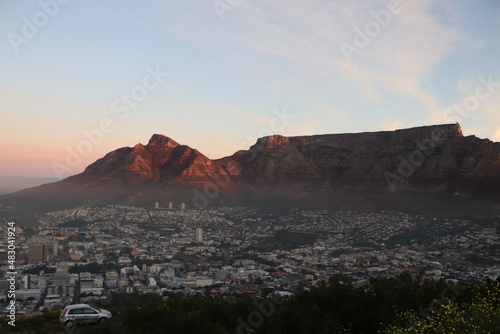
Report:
0,0,499,192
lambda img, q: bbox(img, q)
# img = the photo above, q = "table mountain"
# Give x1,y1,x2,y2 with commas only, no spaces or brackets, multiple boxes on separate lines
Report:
2,123,499,218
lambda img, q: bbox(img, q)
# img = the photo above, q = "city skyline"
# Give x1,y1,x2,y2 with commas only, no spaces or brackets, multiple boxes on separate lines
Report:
1,1,499,191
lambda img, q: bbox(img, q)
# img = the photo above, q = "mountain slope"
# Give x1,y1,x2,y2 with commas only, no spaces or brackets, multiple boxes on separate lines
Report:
81,134,229,183
2,123,499,218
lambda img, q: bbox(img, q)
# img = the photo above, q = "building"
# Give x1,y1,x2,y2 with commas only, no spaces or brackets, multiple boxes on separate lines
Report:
58,227,79,235
46,285,74,297
195,228,203,242
80,280,94,289
180,203,186,210
105,270,118,287
16,289,42,301
79,272,92,280
94,277,103,288
52,241,58,256
155,201,160,209
168,202,173,209
52,270,70,285
28,245,47,264
105,270,118,280
81,287,104,296
196,277,213,287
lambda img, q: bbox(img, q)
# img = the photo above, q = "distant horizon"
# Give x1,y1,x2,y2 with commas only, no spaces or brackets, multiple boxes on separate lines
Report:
0,175,60,195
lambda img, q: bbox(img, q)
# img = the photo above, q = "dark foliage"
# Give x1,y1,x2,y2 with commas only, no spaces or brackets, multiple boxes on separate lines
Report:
2,274,492,334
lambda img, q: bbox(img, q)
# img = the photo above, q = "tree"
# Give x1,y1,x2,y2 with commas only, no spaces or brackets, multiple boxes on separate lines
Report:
383,283,500,333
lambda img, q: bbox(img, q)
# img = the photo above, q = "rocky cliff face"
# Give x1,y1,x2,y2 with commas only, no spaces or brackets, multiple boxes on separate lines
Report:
3,123,499,216
219,123,499,187
81,134,230,184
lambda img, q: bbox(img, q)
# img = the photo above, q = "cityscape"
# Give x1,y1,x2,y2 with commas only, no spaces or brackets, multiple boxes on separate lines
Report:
1,202,498,317
1,0,499,332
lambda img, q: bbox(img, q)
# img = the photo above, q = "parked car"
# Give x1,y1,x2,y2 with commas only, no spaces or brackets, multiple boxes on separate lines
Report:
60,304,111,328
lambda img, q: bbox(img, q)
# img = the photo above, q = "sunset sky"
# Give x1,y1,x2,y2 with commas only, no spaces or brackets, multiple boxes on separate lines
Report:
0,0,499,192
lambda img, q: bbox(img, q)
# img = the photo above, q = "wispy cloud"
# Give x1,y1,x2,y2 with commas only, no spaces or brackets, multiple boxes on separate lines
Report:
154,0,461,120
482,90,500,141
332,1,460,112
432,75,500,140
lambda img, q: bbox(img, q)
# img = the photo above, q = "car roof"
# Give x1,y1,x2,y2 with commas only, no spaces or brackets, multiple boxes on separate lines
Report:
64,304,94,309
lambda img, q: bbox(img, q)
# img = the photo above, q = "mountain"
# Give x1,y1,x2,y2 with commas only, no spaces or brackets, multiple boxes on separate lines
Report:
84,134,229,184
2,123,499,219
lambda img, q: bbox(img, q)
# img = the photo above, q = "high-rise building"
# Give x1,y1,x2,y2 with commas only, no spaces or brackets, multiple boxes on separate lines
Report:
180,202,186,210
45,241,58,258
195,227,203,242
155,201,159,209
168,202,173,209
28,245,47,264
52,241,58,256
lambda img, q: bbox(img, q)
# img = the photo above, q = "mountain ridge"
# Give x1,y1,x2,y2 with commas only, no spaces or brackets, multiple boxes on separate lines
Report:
2,123,499,219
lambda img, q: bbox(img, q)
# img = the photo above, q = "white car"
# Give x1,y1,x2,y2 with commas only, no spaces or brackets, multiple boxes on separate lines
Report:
60,304,111,328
